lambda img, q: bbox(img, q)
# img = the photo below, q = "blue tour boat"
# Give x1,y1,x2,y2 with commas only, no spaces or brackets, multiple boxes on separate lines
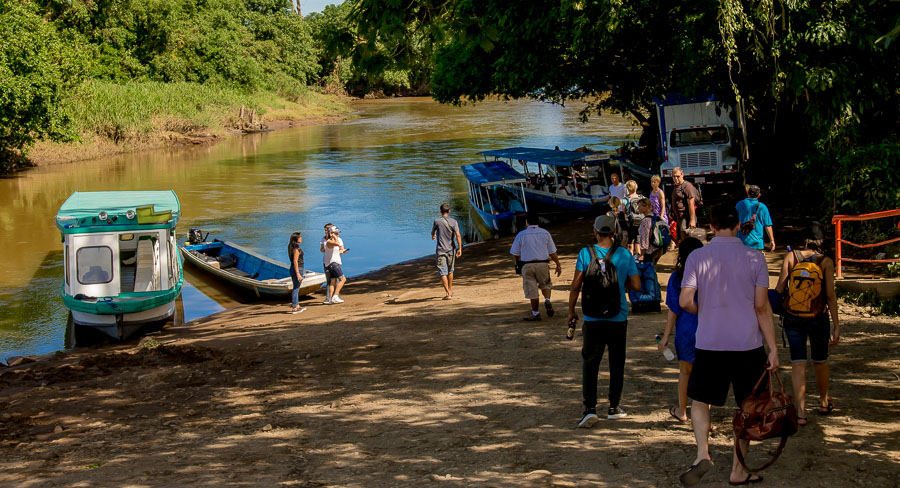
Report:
480,147,653,212
55,191,184,340
461,161,529,238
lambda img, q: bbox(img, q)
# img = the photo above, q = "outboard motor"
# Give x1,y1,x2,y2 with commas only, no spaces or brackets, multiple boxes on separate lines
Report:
188,228,206,245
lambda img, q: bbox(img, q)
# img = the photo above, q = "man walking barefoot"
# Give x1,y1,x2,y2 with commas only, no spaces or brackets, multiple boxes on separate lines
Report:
677,205,779,486
510,210,562,321
568,215,640,427
431,203,462,299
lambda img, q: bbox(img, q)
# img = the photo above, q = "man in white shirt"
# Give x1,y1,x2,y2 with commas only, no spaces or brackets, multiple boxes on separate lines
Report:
608,172,626,209
322,225,348,304
510,210,562,321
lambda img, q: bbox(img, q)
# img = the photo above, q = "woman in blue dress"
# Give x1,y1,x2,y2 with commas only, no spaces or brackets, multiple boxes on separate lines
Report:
658,237,704,422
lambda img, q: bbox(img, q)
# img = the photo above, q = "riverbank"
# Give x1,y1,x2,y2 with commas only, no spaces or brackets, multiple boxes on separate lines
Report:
1,218,898,487
24,81,352,168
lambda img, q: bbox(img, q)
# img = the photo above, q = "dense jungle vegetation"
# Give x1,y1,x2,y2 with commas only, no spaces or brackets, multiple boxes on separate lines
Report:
0,0,423,171
347,0,900,222
3,0,899,228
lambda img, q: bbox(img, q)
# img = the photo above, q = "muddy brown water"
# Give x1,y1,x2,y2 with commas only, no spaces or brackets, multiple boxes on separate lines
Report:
0,98,637,360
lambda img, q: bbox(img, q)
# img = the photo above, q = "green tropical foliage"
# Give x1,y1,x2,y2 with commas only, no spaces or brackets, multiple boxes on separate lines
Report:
306,0,433,96
0,0,89,169
352,0,900,217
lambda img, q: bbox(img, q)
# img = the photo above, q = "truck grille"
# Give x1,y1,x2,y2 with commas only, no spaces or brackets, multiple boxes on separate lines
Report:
679,151,718,168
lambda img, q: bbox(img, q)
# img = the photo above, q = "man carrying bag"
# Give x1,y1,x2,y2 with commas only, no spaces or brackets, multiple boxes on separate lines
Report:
677,205,782,486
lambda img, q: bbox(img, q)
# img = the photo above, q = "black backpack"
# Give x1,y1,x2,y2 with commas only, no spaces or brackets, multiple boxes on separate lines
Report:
626,195,645,226
581,243,621,318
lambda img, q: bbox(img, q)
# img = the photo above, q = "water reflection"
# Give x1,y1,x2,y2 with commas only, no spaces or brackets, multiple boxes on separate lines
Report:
0,98,637,359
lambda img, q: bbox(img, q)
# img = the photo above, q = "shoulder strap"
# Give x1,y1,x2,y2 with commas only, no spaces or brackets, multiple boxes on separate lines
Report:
735,434,789,473
603,242,619,264
791,250,802,267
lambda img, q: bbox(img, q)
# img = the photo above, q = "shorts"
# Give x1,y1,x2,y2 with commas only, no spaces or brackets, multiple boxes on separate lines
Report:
326,262,344,279
521,262,551,299
783,314,830,363
626,225,640,244
688,347,767,407
323,264,333,283
436,252,456,276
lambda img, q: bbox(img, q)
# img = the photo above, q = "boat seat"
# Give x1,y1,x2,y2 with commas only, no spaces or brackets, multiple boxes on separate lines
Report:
134,239,158,292
590,185,608,197
224,268,251,278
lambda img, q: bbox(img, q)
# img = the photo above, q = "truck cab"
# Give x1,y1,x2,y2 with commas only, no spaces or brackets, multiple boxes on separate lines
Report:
655,94,747,189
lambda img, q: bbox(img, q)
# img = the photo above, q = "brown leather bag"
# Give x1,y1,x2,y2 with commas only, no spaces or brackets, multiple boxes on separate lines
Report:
732,370,799,472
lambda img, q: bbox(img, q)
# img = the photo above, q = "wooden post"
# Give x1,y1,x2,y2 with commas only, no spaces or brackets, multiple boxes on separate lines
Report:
835,219,843,279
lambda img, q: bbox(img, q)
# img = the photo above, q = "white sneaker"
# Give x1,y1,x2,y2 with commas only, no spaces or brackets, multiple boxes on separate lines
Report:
577,412,600,428
331,296,344,304
323,297,332,305
291,307,306,314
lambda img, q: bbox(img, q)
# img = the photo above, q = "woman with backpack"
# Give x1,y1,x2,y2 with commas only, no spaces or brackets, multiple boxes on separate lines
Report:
774,222,840,425
606,196,629,244
657,237,704,422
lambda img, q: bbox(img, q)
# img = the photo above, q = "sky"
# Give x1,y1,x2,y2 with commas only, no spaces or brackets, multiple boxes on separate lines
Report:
301,0,342,14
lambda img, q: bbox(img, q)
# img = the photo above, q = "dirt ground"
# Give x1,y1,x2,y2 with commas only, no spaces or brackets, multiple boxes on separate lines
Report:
1,218,898,487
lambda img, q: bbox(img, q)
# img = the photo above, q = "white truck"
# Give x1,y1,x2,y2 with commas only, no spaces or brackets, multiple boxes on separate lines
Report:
654,94,748,189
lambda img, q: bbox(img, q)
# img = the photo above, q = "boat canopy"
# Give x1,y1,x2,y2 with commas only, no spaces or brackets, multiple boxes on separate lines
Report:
461,161,527,186
56,190,180,232
480,147,589,167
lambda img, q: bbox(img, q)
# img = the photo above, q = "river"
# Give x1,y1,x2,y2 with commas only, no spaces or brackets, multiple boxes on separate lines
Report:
0,97,637,361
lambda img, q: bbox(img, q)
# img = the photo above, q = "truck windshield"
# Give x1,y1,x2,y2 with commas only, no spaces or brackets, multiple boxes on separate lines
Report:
670,128,729,147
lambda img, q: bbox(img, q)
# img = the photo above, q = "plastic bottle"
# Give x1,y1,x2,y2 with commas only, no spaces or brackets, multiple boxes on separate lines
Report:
656,334,675,361
567,317,577,341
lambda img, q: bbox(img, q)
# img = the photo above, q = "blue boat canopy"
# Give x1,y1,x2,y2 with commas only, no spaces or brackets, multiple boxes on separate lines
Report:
480,147,590,167
461,161,527,186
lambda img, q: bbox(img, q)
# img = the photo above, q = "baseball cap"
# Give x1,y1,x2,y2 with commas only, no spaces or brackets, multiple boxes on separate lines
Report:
747,185,761,198
593,215,616,234
328,225,341,233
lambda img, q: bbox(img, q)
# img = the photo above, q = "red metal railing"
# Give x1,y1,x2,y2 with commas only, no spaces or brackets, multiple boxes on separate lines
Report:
831,209,900,279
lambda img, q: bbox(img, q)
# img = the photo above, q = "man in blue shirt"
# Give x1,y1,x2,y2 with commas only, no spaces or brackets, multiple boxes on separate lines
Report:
510,211,562,321
568,215,640,426
735,185,775,252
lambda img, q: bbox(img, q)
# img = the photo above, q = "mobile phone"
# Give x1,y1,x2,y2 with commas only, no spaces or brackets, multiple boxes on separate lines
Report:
343,248,350,252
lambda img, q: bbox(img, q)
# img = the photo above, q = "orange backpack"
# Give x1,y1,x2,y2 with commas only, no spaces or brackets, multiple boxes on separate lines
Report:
784,251,826,318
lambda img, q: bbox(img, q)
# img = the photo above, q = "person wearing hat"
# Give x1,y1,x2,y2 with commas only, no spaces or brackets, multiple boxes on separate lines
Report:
774,221,840,426
322,225,348,304
568,215,640,427
736,184,775,252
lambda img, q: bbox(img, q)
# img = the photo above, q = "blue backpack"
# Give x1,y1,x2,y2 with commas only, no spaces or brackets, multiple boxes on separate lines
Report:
650,216,672,249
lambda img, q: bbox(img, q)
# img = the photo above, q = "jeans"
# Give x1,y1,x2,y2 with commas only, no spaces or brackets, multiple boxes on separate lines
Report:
290,268,302,308
582,320,627,411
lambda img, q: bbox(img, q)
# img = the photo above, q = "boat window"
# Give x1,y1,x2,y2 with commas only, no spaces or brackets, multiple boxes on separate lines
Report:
168,234,176,287
77,246,113,284
65,245,69,286
119,234,134,241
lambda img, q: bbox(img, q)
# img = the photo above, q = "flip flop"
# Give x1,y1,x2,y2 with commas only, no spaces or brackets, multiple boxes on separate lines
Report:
797,416,808,426
669,405,688,423
679,459,712,486
729,474,763,485
817,401,834,415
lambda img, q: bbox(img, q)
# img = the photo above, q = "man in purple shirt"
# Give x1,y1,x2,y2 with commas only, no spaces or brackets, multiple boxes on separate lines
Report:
677,205,779,486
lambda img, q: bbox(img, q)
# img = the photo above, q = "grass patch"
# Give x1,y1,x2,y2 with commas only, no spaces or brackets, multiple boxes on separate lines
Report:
837,288,900,317
66,80,348,141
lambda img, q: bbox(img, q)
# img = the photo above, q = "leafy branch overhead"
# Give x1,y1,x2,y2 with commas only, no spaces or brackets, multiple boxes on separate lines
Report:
352,0,900,216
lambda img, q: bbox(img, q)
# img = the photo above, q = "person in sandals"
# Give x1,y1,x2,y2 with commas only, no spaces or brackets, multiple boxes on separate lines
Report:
677,205,779,486
774,221,840,425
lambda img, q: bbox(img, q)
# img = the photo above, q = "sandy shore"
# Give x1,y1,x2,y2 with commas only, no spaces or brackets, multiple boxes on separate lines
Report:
1,218,898,487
